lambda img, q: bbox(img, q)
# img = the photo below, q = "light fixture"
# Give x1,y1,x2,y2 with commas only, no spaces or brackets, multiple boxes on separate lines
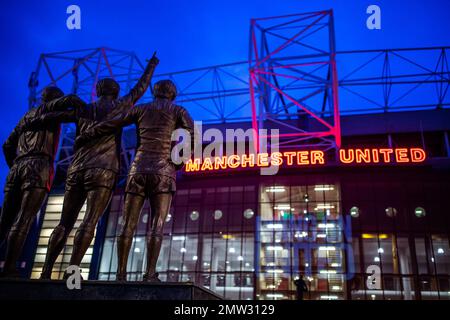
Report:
274,204,291,210
315,204,335,210
228,247,236,253
331,286,341,291
374,257,380,262
330,263,341,267
415,207,426,218
243,208,254,219
318,246,336,251
319,270,337,274
318,223,335,229
266,223,283,229
267,246,284,251
214,209,223,220
265,186,286,193
134,248,141,253
437,248,444,254
180,247,187,253
192,255,198,261
377,248,384,254
314,185,334,191
190,210,200,221
317,233,327,238
266,269,284,274
350,206,360,218
266,293,284,298
320,295,338,300
237,255,244,261
172,235,186,241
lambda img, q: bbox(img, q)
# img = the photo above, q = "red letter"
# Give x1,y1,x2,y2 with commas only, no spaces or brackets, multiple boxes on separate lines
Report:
371,149,380,163
379,149,393,163
355,149,371,163
410,148,426,162
270,152,283,166
257,153,269,167
214,156,228,170
185,159,201,172
228,155,240,168
311,150,325,165
339,149,354,164
395,148,410,163
283,152,296,166
297,151,310,165
241,154,255,167
201,158,214,170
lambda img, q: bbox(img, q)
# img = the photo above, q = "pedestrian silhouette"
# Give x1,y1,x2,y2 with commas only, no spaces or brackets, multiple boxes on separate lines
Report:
294,275,308,300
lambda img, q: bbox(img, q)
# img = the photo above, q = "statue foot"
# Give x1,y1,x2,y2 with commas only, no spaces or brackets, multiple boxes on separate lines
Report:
143,272,161,282
116,273,127,282
39,272,51,280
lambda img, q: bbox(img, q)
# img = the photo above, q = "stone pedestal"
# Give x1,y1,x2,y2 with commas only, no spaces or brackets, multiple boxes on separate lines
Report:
0,279,222,300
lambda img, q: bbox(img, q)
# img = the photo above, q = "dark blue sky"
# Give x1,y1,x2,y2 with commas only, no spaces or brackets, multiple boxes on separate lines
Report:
0,0,450,195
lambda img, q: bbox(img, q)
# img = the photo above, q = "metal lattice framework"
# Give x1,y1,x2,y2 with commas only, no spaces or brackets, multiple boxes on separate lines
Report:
28,14,450,179
249,11,341,152
338,47,450,114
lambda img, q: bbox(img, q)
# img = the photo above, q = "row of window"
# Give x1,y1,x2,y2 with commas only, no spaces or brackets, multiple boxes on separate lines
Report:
350,206,427,218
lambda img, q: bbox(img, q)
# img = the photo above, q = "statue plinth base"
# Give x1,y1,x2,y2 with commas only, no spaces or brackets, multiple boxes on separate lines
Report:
0,279,222,300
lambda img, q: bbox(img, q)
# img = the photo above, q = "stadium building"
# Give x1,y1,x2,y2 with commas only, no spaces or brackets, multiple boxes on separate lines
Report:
3,11,450,300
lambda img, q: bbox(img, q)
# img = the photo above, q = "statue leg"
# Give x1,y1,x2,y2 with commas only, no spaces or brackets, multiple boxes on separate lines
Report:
117,192,145,281
144,192,172,282
69,187,112,270
0,167,21,247
2,188,47,275
40,189,86,279
0,189,22,247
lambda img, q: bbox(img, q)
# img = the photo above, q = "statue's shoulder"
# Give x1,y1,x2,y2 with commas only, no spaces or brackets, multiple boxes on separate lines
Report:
172,103,187,114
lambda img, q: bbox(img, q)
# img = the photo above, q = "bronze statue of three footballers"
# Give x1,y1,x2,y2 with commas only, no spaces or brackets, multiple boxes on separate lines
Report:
0,52,195,282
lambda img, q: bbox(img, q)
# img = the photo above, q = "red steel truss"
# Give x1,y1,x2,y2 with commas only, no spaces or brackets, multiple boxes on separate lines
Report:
248,10,341,152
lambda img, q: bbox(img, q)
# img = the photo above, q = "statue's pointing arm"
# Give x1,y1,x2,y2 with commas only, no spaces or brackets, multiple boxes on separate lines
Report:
120,53,160,109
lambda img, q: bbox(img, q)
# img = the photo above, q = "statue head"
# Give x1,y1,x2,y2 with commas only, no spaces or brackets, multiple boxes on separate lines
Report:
153,80,177,101
96,78,120,98
41,86,64,103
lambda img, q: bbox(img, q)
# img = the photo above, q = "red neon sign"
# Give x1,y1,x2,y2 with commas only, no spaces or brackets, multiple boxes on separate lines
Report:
184,147,427,172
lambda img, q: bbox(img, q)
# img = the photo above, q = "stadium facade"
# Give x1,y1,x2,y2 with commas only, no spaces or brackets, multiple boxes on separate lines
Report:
19,108,450,300
3,11,450,300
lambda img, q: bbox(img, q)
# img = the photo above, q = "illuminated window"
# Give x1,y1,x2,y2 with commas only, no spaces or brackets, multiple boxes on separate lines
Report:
31,195,95,280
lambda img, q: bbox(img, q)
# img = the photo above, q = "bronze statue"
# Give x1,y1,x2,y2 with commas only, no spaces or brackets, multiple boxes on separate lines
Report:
0,87,81,277
75,80,194,282
27,54,159,279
